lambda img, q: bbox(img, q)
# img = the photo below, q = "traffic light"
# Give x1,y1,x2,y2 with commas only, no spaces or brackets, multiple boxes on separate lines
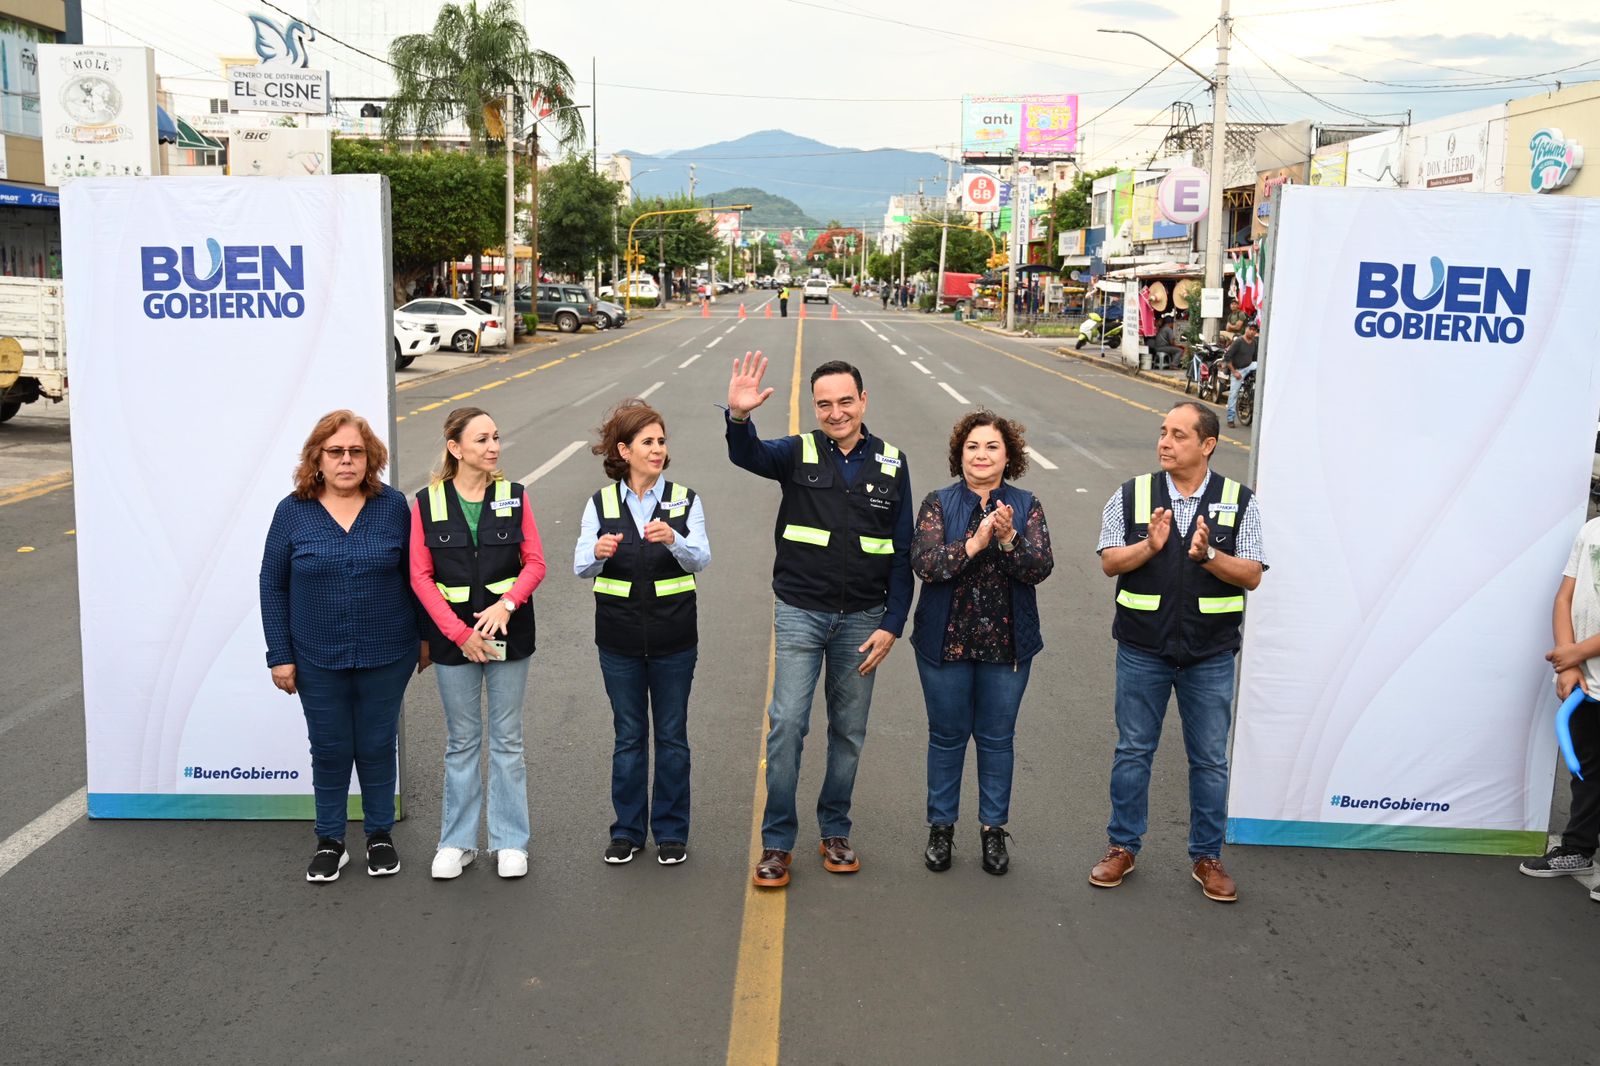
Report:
987,252,1008,268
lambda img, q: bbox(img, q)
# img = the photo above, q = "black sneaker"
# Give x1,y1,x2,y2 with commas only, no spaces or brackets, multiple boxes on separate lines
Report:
658,842,688,866
925,823,954,872
604,838,641,864
1519,845,1594,878
980,826,1011,876
366,832,400,877
306,838,348,883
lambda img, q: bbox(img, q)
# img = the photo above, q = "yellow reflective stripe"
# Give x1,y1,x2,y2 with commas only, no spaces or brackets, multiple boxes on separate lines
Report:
654,575,697,596
878,440,901,477
1116,589,1161,611
428,481,448,523
668,481,688,504
435,582,470,604
1133,474,1152,525
485,577,516,595
859,536,893,555
1217,478,1241,528
800,432,819,465
493,479,511,504
1198,596,1245,614
781,524,831,547
600,482,621,520
593,577,633,597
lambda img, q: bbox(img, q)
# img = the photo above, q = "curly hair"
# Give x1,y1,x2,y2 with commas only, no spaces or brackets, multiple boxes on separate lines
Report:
291,409,389,499
592,399,669,482
946,408,1028,480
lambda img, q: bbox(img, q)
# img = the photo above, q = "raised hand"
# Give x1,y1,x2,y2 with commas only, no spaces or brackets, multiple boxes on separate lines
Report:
1146,507,1172,554
729,351,774,419
1189,513,1211,561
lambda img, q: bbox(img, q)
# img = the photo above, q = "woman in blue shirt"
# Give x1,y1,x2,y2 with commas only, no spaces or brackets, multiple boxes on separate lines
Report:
260,409,421,883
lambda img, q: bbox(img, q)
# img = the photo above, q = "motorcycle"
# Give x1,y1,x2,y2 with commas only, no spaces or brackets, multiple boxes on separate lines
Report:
1076,312,1125,350
1234,370,1256,427
1194,343,1229,402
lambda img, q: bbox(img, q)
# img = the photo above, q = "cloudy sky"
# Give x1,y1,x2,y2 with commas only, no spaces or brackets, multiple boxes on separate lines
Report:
90,0,1595,167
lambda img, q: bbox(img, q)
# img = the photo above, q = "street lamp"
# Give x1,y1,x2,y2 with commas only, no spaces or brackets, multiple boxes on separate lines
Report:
1097,13,1229,343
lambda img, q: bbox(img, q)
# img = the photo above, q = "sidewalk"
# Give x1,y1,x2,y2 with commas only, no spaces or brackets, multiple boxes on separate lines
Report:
396,334,557,390
960,320,1212,403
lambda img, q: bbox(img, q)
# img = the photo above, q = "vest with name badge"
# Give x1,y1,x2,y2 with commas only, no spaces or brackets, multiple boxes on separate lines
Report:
591,480,698,657
417,478,535,666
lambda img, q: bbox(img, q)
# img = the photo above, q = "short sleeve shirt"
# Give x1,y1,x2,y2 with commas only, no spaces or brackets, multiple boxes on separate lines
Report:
1563,517,1600,694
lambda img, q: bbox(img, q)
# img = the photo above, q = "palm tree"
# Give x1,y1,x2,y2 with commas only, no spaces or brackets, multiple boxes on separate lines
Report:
385,0,584,293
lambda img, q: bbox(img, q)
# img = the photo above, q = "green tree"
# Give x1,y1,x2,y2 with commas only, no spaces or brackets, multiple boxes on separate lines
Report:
332,138,506,304
1050,165,1118,235
537,155,622,278
867,250,896,283
900,215,990,275
619,195,719,282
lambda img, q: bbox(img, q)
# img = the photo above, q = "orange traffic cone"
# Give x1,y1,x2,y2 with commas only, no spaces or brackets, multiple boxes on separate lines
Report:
738,303,747,319
701,298,710,318
799,303,807,319
830,302,839,320
764,303,772,318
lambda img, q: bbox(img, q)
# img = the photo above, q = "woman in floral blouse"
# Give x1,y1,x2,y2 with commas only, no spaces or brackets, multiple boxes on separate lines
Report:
909,410,1053,876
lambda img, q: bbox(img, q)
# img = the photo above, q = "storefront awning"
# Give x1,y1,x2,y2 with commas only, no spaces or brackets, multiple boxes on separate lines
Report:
0,183,59,208
174,116,224,152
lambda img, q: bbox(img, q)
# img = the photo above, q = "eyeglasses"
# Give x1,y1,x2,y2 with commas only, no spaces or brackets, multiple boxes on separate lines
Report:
322,447,366,460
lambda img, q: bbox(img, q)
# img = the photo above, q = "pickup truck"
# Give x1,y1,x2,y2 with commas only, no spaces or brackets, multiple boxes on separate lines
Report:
0,277,66,423
802,278,830,304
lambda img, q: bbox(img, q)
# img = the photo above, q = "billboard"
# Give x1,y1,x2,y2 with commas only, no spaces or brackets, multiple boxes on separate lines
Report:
1228,186,1600,854
229,126,332,176
961,94,1078,161
39,45,159,185
63,175,395,818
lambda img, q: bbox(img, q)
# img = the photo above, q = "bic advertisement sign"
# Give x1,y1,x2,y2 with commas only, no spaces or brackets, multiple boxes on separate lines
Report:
62,176,394,819
1228,187,1600,856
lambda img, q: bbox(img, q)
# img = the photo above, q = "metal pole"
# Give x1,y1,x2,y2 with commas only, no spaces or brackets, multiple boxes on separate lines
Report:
934,156,952,314
503,90,515,347
1202,0,1231,344
529,123,540,293
1006,150,1020,333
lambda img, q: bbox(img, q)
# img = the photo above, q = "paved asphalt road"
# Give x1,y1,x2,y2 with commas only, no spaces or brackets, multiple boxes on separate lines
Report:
2,294,1597,1065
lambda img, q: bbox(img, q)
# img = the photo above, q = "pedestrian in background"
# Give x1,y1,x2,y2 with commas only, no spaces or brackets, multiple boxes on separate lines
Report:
576,399,711,866
779,284,790,318
1091,401,1266,903
410,407,545,881
726,353,912,888
910,410,1053,875
260,409,420,883
1520,512,1600,892
1225,322,1259,428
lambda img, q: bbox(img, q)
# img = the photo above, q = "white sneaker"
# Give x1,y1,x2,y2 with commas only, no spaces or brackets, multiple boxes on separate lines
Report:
431,847,477,879
498,849,528,879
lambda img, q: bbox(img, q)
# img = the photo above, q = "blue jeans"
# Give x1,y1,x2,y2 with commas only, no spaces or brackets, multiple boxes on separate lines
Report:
1227,362,1256,422
433,656,533,852
598,645,697,845
917,654,1033,826
1108,644,1235,860
762,601,884,851
297,650,417,840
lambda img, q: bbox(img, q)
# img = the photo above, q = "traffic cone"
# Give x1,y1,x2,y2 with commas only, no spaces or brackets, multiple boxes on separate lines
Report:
830,302,839,320
764,303,772,318
739,303,747,319
700,298,710,318
799,303,807,319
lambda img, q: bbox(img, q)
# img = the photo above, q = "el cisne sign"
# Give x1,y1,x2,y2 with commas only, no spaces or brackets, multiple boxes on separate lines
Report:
228,67,329,115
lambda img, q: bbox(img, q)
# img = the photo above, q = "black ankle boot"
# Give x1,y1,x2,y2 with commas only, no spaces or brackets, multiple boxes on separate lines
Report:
980,826,1011,875
925,823,954,872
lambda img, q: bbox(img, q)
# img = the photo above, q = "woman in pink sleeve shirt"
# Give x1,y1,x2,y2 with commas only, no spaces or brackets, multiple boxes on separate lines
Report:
410,407,546,880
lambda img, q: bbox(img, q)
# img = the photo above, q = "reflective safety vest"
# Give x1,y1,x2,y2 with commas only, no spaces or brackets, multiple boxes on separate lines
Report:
591,480,699,658
771,429,904,615
1112,470,1253,666
416,478,535,666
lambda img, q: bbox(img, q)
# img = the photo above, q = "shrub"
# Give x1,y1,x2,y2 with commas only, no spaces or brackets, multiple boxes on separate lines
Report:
522,313,537,332
918,293,937,312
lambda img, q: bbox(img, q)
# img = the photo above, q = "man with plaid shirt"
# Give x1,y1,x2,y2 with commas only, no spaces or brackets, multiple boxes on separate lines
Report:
1089,401,1267,903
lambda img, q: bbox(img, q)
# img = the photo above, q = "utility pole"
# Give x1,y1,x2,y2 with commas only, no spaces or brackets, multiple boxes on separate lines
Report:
503,90,515,347
1202,0,1231,344
688,163,697,202
1006,149,1025,333
934,155,952,315
529,121,540,293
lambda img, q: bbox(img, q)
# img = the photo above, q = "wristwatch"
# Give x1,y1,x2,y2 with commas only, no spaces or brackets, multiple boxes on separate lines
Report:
1204,545,1217,563
999,533,1017,553
498,597,516,613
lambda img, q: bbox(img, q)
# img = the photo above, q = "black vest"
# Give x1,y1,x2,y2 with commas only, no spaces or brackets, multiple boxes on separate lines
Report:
771,429,904,615
1113,470,1253,666
416,479,536,666
591,480,698,658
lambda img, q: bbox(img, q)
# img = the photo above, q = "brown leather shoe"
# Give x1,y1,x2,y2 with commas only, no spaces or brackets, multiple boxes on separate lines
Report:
1192,857,1238,902
753,849,791,888
819,836,860,873
1089,845,1136,887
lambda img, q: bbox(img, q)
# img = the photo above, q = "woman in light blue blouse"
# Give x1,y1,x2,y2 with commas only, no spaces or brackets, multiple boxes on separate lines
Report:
260,409,420,884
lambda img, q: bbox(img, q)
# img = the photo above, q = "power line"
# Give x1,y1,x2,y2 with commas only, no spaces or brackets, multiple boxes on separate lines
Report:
1231,30,1407,122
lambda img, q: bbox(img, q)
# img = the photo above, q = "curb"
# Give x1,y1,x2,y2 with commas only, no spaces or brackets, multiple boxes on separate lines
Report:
1050,344,1224,406
397,336,559,392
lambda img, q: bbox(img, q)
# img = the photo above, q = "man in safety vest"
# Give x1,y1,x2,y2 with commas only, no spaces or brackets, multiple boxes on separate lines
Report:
726,352,912,889
1090,400,1266,903
778,285,790,318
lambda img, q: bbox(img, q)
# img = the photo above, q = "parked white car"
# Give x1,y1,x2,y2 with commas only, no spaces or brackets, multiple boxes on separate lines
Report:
393,312,441,369
395,298,507,351
601,278,660,301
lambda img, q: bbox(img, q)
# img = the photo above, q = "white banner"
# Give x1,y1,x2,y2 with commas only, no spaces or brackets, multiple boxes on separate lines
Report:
1228,185,1600,854
39,45,159,185
63,176,394,818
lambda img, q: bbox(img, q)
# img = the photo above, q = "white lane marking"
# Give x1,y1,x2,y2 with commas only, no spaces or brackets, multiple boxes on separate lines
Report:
570,382,620,408
980,385,1010,405
725,326,738,334
1076,487,1088,493
1052,431,1113,470
645,353,672,369
938,381,971,404
917,344,933,355
882,323,901,334
520,440,586,485
891,344,907,355
0,787,86,881
909,361,932,376
942,361,964,376
679,352,702,369
678,325,717,348
863,321,878,334
878,333,892,343
1024,446,1059,470
0,682,77,740
638,381,665,400
707,336,723,349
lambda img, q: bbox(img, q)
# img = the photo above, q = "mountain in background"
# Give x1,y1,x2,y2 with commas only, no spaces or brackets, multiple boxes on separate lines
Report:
699,187,821,230
620,130,948,224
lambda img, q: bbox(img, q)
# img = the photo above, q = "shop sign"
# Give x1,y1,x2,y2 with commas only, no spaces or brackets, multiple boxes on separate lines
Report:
1416,127,1484,189
1156,166,1209,224
1530,128,1584,193
38,45,159,185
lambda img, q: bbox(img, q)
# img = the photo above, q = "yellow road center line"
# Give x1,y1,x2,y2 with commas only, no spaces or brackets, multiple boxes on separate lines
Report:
0,469,72,508
725,318,803,1066
934,325,1250,452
